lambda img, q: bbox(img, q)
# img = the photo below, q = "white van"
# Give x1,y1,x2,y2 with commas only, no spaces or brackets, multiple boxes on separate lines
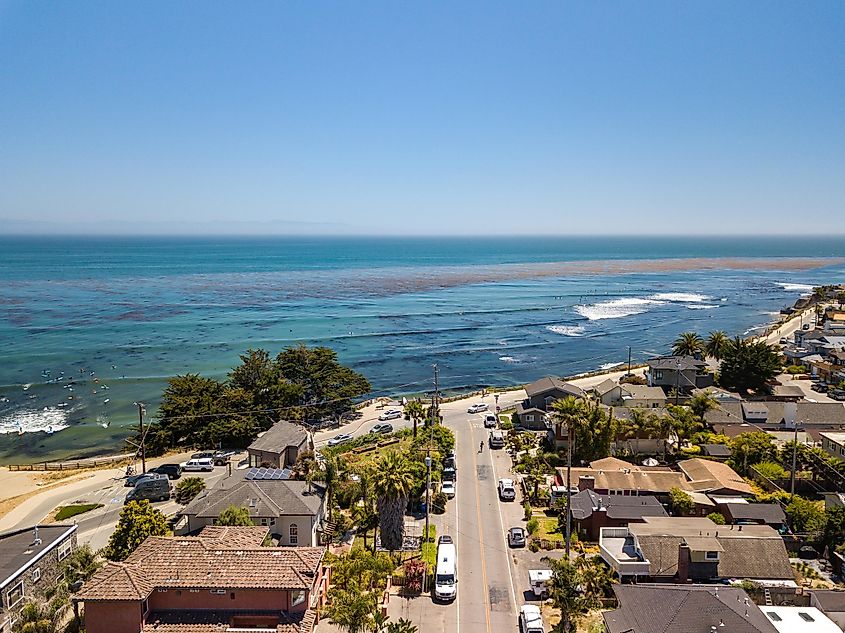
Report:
181,457,214,472
434,535,457,602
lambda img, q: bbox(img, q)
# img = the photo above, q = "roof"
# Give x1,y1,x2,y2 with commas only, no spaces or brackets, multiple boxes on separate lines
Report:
810,590,845,613
561,465,690,494
524,376,585,399
248,420,309,454
604,584,779,633
0,524,77,588
76,526,324,601
678,458,754,495
611,406,670,422
181,475,324,520
761,606,842,633
594,378,619,396
647,355,707,371
630,517,794,580
772,385,806,398
701,444,733,457
621,384,667,401
722,503,786,525
820,432,845,446
569,489,667,521
144,609,314,633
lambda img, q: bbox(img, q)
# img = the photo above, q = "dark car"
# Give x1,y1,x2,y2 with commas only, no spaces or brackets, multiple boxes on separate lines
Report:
811,383,829,393
799,545,819,560
124,472,157,487
831,390,845,402
149,463,182,480
213,450,237,466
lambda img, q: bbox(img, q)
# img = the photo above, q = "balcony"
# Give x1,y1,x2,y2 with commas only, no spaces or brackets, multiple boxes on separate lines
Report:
599,528,651,578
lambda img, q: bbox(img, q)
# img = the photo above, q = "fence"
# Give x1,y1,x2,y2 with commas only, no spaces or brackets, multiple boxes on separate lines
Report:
6,453,133,471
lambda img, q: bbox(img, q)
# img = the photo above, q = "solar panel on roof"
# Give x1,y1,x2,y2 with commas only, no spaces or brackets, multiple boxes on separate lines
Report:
245,467,291,480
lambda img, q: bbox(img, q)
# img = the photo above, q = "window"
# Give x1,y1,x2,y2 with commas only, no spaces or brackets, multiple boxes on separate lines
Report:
157,588,168,593
260,518,269,526
291,589,306,607
290,524,299,545
766,612,782,622
798,612,815,622
705,551,719,560
58,539,72,561
525,414,534,422
654,370,664,380
32,568,41,583
7,582,23,608
189,589,200,593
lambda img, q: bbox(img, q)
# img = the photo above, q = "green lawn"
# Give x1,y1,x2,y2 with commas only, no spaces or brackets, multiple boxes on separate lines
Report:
535,516,562,540
55,503,104,521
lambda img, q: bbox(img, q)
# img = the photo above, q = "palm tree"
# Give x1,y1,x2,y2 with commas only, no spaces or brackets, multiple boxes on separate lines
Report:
705,330,730,360
175,476,206,504
403,400,425,438
672,331,704,357
13,600,66,633
667,405,702,447
550,396,585,558
371,451,415,551
688,391,717,422
384,620,418,633
61,544,102,588
652,412,676,463
623,408,651,458
323,581,379,633
353,469,378,551
315,455,343,522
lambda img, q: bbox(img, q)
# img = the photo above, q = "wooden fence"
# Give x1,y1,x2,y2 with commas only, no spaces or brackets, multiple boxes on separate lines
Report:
6,453,133,471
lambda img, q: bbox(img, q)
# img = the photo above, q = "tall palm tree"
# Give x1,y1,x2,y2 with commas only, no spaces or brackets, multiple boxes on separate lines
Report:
403,400,425,438
652,412,676,463
371,451,415,551
315,455,342,522
688,391,717,422
705,330,730,360
672,331,704,357
623,408,651,458
550,396,585,558
384,620,418,633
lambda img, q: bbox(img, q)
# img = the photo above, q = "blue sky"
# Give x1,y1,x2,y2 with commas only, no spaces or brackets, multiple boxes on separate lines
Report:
1,1,843,235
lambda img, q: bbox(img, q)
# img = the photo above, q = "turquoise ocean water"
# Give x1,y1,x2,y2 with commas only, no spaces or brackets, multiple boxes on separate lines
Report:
1,235,844,463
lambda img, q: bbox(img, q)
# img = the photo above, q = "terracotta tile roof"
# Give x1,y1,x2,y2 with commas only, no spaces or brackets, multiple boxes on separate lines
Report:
678,458,754,495
76,527,324,602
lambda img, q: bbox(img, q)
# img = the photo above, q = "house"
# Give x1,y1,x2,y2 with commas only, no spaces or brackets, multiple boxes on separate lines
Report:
248,420,312,469
599,516,795,583
820,432,845,460
603,584,779,633
678,458,755,496
707,402,845,439
0,524,77,631
809,590,845,630
646,355,713,394
177,468,326,545
760,606,841,633
74,526,327,633
701,443,732,460
555,458,691,498
514,376,584,428
597,381,667,408
611,406,672,456
692,386,744,403
720,503,786,531
771,384,806,402
595,379,622,406
569,489,667,541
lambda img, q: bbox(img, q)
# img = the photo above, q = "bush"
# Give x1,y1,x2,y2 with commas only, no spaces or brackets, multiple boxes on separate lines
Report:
707,512,726,525
431,492,448,515
529,540,540,552
669,487,695,516
526,518,539,535
786,365,807,375
500,419,514,431
753,461,788,482
175,477,206,504
523,501,533,520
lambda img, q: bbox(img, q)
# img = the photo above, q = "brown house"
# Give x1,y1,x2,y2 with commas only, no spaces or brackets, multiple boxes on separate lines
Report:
75,526,327,633
248,420,312,469
515,376,584,428
569,489,667,541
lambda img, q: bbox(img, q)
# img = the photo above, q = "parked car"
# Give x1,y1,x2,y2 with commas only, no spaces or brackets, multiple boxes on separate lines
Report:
191,451,215,460
802,324,811,330
370,423,394,435
528,569,553,599
811,383,829,393
489,430,505,449
831,389,845,401
498,478,516,501
519,604,545,633
125,474,171,503
213,450,237,466
467,403,488,414
328,433,353,446
483,414,497,428
149,463,182,480
508,527,526,547
779,337,788,344
443,454,457,471
441,480,456,498
378,409,402,421
124,472,157,487
799,545,819,560
442,466,456,482
181,457,214,472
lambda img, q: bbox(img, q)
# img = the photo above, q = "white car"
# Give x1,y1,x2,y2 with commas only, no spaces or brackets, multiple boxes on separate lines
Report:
378,409,402,421
467,403,488,414
180,457,214,472
441,480,456,498
519,604,545,633
483,414,497,428
327,433,353,446
498,478,516,501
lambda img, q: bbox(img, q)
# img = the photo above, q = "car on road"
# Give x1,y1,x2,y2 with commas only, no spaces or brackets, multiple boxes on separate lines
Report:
191,451,215,460
508,526,526,547
811,383,829,393
181,457,214,472
442,466,456,482
467,403,488,413
327,433,353,447
124,472,157,487
213,450,237,466
370,423,394,435
519,604,545,633
125,474,171,503
443,454,456,471
831,389,845,401
484,414,497,428
149,463,182,480
498,478,516,501
441,480,456,498
779,337,788,344
802,324,811,330
489,430,505,449
378,409,402,421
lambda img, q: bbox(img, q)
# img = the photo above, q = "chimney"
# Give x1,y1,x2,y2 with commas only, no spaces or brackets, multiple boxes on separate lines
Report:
579,476,595,491
33,526,42,546
677,544,691,584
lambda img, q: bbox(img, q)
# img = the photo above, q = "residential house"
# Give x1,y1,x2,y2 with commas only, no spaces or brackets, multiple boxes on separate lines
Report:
599,516,795,584
514,376,584,428
771,384,806,402
820,432,845,460
603,584,779,633
554,458,691,499
646,355,713,394
678,458,755,496
692,386,744,404
248,420,312,469
707,402,845,442
177,468,326,546
569,489,667,541
809,590,845,630
597,382,666,408
719,503,786,531
74,526,327,633
595,379,622,406
1,525,77,632
611,406,671,456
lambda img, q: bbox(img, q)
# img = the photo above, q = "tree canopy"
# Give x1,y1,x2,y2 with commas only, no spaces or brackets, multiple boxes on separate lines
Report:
105,500,170,562
672,332,704,357
718,337,782,395
217,505,254,526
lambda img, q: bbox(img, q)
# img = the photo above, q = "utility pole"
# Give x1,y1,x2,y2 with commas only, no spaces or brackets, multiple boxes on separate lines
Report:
136,402,146,473
790,424,799,497
433,364,440,424
627,346,632,376
674,358,681,406
565,421,573,559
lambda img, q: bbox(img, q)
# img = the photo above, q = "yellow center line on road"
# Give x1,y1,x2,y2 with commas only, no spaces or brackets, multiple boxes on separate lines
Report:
470,426,493,633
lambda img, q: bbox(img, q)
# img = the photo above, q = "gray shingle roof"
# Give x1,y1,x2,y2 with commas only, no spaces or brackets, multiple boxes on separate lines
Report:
722,503,786,525
569,489,667,521
647,355,706,371
604,585,779,633
524,376,585,399
248,420,309,454
182,477,324,520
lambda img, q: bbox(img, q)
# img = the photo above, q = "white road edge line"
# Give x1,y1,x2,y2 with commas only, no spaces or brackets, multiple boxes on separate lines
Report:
487,442,518,614
455,436,460,633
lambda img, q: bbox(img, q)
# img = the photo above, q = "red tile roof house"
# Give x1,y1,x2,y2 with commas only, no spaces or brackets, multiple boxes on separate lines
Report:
74,526,327,633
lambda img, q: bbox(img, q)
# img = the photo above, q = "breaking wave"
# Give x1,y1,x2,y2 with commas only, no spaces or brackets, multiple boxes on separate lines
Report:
546,325,586,336
777,282,815,293
0,408,70,435
575,292,714,321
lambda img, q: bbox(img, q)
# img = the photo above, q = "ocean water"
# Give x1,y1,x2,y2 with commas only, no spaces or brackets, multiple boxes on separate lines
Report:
1,235,844,463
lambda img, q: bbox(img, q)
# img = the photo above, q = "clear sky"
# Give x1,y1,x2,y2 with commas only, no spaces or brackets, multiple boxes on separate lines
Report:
1,1,843,235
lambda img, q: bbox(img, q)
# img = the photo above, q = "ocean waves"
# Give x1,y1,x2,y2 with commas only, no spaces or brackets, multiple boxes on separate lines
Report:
0,407,69,435
575,292,718,320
